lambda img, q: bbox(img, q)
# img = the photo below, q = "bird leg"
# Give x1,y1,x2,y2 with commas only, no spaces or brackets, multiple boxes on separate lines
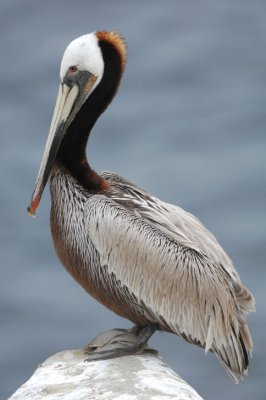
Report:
84,324,157,361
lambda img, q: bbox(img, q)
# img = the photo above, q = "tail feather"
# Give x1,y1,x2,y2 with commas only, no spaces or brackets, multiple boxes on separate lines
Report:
212,282,255,383
215,328,250,383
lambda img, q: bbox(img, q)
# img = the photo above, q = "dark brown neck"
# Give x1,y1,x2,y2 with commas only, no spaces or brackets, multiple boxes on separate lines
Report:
56,39,124,192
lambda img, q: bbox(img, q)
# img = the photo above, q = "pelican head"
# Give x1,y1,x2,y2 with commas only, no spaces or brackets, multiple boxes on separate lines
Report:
28,31,126,216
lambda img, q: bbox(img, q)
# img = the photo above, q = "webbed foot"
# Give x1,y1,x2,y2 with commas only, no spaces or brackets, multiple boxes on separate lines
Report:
84,325,157,361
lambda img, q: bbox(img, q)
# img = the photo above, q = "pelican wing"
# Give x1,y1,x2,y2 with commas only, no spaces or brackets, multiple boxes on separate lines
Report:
101,172,240,280
85,186,254,382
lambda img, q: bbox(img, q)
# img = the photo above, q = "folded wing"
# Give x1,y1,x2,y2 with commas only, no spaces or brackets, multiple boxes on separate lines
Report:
86,172,255,382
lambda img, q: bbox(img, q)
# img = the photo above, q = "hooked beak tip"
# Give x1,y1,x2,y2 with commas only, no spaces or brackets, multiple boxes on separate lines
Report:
27,194,41,218
27,206,36,218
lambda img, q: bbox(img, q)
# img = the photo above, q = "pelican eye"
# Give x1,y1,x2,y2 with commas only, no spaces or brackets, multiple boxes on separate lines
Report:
69,66,78,73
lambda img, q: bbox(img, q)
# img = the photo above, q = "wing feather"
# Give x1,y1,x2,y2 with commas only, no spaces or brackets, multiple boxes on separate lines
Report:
100,171,239,280
86,172,255,381
85,193,253,381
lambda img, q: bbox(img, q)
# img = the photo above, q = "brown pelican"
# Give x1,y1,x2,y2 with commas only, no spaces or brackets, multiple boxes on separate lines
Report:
28,31,255,382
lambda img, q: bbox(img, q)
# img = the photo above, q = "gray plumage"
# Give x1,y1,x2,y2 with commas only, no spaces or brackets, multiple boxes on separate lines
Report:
50,165,255,383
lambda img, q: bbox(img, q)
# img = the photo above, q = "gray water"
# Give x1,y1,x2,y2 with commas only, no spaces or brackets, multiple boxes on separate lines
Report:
0,1,265,399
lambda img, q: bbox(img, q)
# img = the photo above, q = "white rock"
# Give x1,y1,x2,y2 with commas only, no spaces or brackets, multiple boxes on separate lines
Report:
8,349,204,400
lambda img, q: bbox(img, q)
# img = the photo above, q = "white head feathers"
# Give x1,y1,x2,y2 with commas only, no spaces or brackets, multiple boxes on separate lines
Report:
60,33,104,85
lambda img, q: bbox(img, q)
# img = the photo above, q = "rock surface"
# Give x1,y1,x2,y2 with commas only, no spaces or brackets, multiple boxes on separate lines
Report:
8,349,204,400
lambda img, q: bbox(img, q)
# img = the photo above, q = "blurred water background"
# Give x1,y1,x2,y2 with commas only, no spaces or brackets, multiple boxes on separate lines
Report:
0,1,265,399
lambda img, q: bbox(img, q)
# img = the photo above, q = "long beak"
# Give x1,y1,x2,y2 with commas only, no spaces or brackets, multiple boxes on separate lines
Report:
27,73,97,217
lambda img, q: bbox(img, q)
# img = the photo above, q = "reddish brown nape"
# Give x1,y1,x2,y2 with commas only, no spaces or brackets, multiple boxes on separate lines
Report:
96,31,127,72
